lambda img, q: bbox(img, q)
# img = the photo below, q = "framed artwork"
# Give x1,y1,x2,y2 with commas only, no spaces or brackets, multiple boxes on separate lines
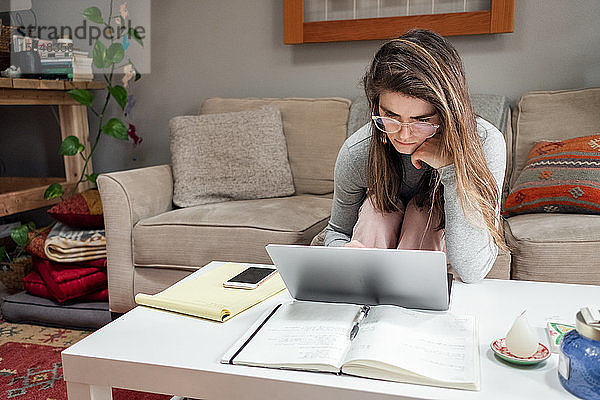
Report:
284,0,515,43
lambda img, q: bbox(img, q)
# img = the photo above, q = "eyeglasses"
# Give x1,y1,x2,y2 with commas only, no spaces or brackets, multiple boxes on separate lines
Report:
371,115,439,138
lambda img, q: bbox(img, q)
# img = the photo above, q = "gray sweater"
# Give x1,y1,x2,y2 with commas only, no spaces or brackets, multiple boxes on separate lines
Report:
324,117,507,283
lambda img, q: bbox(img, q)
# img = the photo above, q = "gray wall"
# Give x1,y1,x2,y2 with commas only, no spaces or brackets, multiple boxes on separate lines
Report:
4,0,600,177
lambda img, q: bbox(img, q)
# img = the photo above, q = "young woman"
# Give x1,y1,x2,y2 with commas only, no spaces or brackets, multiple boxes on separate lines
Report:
324,29,507,283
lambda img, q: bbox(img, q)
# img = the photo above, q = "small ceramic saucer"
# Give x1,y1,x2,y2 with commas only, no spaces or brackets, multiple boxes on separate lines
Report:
490,338,550,365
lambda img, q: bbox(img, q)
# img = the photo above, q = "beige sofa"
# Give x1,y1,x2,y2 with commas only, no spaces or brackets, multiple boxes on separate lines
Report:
503,87,600,285
101,89,591,315
98,98,351,314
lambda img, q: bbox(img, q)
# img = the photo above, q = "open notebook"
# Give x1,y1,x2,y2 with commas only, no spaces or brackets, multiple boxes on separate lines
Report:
135,263,286,322
222,301,480,390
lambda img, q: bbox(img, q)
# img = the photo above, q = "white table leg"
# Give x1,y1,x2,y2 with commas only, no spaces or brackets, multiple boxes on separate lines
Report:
67,382,113,400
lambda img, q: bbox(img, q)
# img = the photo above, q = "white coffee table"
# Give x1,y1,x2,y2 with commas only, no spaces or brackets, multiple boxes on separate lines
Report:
62,261,597,400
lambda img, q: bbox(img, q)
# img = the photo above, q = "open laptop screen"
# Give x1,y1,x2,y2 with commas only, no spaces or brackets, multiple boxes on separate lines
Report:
266,244,450,311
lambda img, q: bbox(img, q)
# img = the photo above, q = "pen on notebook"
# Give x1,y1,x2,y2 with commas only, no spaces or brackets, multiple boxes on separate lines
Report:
349,305,370,340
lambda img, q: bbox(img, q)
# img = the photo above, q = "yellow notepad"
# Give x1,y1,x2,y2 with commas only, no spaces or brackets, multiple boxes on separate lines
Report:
135,263,286,322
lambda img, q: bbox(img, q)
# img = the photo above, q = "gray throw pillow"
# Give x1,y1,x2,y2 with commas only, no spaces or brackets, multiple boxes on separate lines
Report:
170,105,295,207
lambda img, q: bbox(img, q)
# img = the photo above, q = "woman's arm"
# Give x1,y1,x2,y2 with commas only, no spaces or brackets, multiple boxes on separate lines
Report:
324,130,370,247
439,118,507,283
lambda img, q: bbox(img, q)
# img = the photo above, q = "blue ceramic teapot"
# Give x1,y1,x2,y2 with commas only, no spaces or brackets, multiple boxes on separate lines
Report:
559,311,600,399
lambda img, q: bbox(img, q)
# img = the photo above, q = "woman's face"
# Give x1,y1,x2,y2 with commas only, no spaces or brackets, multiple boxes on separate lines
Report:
377,91,439,155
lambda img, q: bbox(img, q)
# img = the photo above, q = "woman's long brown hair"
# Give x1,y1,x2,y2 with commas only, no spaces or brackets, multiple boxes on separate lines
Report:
363,29,506,250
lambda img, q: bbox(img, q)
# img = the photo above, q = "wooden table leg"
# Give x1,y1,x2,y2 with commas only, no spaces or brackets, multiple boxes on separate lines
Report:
58,104,93,192
67,382,113,400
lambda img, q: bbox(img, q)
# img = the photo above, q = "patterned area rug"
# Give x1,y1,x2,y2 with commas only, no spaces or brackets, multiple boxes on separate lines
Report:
0,320,171,399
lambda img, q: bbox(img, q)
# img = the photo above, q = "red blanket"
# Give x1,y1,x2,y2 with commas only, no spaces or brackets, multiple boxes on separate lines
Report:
24,257,108,303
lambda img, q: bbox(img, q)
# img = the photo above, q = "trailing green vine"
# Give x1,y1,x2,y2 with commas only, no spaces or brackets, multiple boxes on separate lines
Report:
44,0,144,200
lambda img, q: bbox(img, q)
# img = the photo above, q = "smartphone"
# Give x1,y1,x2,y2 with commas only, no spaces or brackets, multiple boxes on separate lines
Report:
223,267,277,289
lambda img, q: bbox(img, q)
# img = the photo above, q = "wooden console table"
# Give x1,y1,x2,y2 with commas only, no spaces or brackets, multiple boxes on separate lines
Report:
0,78,105,216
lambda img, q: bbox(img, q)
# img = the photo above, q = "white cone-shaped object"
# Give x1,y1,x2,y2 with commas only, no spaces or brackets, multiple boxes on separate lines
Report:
505,311,539,358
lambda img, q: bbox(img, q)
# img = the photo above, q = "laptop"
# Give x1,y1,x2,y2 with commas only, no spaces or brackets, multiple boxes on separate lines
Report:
265,244,452,311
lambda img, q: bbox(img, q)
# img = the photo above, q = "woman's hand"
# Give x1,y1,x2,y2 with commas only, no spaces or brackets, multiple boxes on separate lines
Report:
344,240,367,248
410,135,452,170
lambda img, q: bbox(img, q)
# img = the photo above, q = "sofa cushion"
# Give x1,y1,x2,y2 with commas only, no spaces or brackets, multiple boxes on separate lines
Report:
1,291,111,330
170,106,295,207
200,97,351,195
47,189,104,228
511,87,600,188
505,213,600,284
132,195,332,268
506,213,600,242
504,133,600,217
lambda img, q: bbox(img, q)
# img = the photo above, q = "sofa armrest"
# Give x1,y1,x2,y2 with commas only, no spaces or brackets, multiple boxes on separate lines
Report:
97,164,173,313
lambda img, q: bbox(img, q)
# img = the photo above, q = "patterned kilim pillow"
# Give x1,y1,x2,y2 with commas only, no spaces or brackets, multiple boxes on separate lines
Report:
503,133,600,217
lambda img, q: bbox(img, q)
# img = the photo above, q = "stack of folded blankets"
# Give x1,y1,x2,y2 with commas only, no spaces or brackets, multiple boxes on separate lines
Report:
23,189,109,303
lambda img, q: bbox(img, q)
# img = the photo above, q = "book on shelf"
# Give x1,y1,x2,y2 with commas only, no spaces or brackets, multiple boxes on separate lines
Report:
72,74,93,82
41,58,73,79
135,262,287,322
39,46,73,79
40,58,72,64
72,50,93,81
44,51,71,58
222,301,480,391
39,50,71,60
41,65,72,71
41,69,72,77
73,51,92,64
73,59,92,66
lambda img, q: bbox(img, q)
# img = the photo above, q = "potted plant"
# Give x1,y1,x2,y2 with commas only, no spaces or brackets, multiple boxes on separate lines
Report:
0,223,34,293
44,0,144,200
